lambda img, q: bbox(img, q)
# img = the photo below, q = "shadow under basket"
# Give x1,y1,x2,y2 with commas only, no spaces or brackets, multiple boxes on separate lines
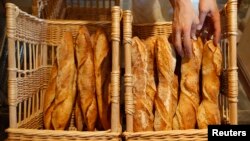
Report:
122,0,238,140
5,3,122,141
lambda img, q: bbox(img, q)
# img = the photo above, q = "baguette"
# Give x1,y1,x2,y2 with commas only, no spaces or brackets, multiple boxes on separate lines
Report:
173,38,203,129
75,95,84,131
144,36,158,131
75,26,97,131
92,28,111,130
172,74,179,118
144,36,158,85
43,60,58,130
52,32,77,130
154,36,177,130
197,40,222,128
90,33,96,49
144,36,157,130
132,37,154,131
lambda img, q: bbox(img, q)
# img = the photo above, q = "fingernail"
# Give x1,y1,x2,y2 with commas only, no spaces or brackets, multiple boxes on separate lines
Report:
192,35,197,40
197,25,202,30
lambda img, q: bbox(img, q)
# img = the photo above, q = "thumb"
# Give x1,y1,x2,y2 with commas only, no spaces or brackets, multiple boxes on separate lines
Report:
197,11,207,30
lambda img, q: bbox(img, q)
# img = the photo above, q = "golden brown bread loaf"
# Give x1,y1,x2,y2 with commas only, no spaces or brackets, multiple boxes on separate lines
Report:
90,33,96,49
75,95,84,131
51,32,77,130
132,36,154,132
154,36,177,131
143,36,157,79
75,26,97,131
143,36,157,131
143,36,158,84
173,38,203,130
43,61,58,130
197,40,222,129
92,27,111,130
172,74,179,118
143,36,157,130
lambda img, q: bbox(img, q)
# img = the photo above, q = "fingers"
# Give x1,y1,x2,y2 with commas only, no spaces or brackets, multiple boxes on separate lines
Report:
173,28,184,58
198,0,221,46
183,27,192,58
191,25,197,40
197,11,207,30
173,24,195,58
211,10,221,46
191,17,199,40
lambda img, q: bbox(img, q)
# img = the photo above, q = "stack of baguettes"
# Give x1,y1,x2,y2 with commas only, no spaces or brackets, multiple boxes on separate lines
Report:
43,26,112,131
131,35,222,132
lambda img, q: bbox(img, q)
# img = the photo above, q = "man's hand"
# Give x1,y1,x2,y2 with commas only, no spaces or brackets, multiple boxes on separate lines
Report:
172,0,199,58
198,0,221,46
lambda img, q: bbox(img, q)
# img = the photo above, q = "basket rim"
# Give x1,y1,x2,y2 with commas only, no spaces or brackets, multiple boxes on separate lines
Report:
123,129,207,137
6,128,121,137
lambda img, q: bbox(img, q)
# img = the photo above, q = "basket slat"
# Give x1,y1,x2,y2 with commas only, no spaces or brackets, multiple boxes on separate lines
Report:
226,0,238,125
7,128,121,141
123,129,207,141
123,10,133,133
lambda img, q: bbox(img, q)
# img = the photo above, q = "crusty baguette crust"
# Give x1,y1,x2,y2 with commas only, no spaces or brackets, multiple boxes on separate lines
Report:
144,36,157,130
43,61,58,130
52,32,77,130
172,74,179,119
132,37,154,132
173,38,203,129
143,36,157,105
197,40,222,129
154,36,176,130
75,26,97,131
75,95,84,131
92,28,111,130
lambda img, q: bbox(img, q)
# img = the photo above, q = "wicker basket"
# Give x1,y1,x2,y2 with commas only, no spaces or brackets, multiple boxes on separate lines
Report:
32,0,120,20
6,3,122,140
122,0,238,140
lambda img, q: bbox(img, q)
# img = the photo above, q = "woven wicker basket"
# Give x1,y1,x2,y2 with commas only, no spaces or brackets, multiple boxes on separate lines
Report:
122,0,238,140
32,0,120,20
6,3,122,141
